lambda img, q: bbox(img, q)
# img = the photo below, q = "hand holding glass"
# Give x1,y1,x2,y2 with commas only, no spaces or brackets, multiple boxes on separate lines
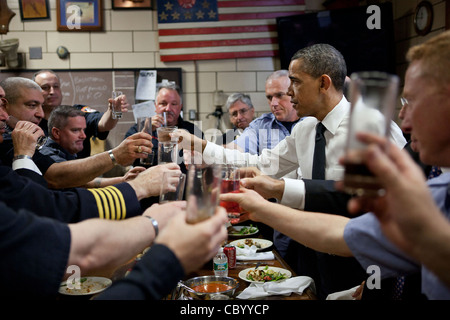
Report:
185,164,222,224
219,164,241,224
343,71,399,196
159,172,186,203
3,115,47,149
111,91,123,119
157,126,177,143
158,112,168,127
157,126,179,164
137,116,155,166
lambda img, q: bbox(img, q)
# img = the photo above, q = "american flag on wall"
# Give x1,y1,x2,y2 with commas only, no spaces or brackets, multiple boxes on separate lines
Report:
156,0,306,62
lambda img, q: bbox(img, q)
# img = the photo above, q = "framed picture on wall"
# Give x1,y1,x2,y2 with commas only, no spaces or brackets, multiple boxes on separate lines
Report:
19,0,50,21
112,0,152,10
57,0,103,31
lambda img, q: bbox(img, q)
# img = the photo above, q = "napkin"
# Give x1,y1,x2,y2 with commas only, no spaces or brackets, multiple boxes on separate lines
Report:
326,285,360,300
236,245,274,261
236,276,315,299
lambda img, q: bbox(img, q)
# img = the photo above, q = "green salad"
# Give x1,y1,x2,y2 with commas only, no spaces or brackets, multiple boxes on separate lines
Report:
230,224,258,235
246,266,287,282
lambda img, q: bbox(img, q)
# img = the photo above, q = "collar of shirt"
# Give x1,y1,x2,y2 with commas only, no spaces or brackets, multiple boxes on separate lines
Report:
41,137,78,161
320,96,351,136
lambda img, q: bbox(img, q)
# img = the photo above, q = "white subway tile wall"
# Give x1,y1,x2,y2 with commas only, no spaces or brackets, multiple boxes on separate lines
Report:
1,0,446,151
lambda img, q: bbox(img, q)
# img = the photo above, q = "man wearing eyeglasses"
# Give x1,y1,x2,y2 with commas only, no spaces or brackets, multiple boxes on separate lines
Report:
221,92,255,145
226,70,300,155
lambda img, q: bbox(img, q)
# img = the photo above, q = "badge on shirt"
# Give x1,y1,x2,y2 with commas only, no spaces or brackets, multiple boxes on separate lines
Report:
80,106,98,113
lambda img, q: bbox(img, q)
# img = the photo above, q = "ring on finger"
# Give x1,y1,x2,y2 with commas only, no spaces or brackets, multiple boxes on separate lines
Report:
137,145,142,153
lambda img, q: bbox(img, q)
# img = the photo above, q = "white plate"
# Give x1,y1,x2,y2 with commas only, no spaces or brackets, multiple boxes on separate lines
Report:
229,238,272,251
239,266,292,283
59,276,112,296
228,225,259,237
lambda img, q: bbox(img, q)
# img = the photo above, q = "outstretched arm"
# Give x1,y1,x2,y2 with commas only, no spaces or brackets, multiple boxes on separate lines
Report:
221,188,352,257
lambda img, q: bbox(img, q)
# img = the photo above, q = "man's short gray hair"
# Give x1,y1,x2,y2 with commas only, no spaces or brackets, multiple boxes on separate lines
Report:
156,80,183,104
225,92,254,112
0,77,42,105
266,69,289,82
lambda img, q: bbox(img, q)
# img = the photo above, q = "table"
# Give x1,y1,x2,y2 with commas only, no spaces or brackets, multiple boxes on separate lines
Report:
171,249,316,300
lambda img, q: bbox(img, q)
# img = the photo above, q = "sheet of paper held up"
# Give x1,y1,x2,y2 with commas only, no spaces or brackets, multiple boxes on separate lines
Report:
136,70,157,100
132,100,156,123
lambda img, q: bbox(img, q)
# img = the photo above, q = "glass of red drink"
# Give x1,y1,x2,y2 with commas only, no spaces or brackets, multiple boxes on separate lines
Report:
220,164,241,224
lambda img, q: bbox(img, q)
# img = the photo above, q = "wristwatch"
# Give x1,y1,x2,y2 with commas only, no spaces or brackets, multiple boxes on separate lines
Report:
13,155,33,161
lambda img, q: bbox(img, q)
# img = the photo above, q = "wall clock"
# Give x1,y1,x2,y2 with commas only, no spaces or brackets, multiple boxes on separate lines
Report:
414,1,434,36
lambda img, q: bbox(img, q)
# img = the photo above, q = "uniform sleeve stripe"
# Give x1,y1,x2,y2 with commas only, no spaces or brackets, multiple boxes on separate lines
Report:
105,186,127,219
87,186,127,220
87,188,104,219
100,188,116,220
95,188,110,220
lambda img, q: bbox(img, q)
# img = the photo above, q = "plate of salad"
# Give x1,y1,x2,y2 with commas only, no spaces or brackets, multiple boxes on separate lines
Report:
239,266,291,283
228,225,259,237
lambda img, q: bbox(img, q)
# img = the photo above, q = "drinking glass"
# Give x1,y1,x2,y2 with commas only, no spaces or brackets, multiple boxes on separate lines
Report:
157,126,177,143
343,71,399,196
159,172,186,204
4,115,47,149
157,125,179,165
219,164,241,224
157,141,178,164
185,164,222,224
111,91,123,119
157,112,168,127
136,116,155,166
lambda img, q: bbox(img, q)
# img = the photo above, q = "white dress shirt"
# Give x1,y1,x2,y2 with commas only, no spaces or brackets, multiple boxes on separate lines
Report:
203,96,406,209
12,157,42,175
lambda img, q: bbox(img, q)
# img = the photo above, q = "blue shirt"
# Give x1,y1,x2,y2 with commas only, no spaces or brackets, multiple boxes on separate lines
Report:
234,112,299,155
344,172,450,300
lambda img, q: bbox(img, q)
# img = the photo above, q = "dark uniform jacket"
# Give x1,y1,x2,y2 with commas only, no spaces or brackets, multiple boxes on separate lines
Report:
0,166,142,223
39,104,108,159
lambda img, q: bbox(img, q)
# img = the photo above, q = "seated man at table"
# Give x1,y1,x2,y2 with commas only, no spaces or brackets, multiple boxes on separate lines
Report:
220,92,255,145
40,105,145,188
0,77,153,189
124,81,203,208
221,30,450,300
124,80,204,175
33,69,129,159
225,70,300,154
173,43,405,299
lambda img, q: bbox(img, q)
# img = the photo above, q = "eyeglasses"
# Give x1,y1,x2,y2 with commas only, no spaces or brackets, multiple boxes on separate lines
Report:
400,97,408,107
230,108,250,118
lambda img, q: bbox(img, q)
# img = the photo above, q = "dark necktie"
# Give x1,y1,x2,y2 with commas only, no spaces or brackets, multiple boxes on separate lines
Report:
428,166,442,179
312,122,326,180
